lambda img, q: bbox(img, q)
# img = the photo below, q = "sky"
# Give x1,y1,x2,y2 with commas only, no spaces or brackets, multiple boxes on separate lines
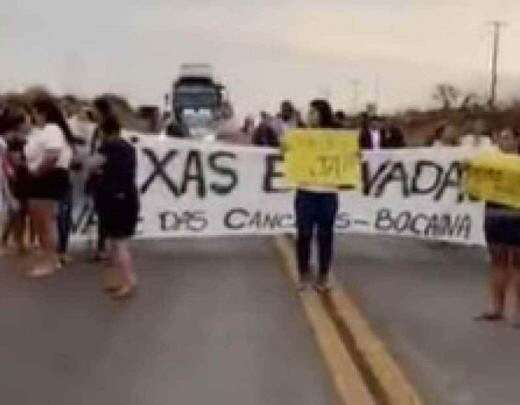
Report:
2,0,520,119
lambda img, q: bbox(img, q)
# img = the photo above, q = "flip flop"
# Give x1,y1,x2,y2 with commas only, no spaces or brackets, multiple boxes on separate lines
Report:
314,283,331,293
27,266,55,278
110,283,136,300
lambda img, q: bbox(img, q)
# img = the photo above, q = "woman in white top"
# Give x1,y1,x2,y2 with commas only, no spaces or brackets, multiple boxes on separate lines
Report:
24,98,76,277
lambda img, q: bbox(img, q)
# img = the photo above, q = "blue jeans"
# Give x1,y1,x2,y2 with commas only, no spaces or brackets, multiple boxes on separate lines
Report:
57,189,73,254
295,190,338,280
94,195,108,253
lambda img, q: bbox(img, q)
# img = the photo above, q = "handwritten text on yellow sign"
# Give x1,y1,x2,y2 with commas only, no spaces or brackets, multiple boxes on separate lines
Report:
466,151,520,208
283,129,360,187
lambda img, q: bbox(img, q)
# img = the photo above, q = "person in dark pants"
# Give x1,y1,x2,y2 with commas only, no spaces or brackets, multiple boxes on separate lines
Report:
86,125,109,261
56,133,84,266
91,115,139,299
56,187,73,262
295,99,342,292
295,190,338,291
87,97,114,261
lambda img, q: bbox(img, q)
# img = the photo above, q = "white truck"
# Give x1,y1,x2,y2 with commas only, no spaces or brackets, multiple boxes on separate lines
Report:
165,64,229,141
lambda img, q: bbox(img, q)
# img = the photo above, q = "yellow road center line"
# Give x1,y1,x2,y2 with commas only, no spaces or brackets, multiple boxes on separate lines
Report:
328,287,423,405
274,236,376,405
274,235,424,405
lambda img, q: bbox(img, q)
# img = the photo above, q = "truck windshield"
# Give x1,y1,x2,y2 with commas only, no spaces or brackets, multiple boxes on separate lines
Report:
182,109,215,128
175,85,218,109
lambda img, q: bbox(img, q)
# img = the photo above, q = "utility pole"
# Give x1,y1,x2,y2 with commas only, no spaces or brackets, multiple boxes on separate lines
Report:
374,75,380,115
488,21,506,108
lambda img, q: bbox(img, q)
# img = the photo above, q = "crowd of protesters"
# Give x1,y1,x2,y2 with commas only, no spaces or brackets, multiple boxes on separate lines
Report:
232,100,406,150
0,91,139,299
0,92,407,299
240,99,520,325
2,89,520,320
0,92,409,298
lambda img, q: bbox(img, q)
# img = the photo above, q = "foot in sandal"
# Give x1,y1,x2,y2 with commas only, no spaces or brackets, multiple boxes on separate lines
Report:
27,265,55,278
110,283,137,300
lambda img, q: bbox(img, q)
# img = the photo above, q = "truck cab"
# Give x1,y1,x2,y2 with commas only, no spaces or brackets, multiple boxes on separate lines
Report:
166,64,227,141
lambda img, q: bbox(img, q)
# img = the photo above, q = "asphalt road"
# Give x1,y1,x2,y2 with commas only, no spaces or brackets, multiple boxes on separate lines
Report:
0,237,334,405
334,234,519,405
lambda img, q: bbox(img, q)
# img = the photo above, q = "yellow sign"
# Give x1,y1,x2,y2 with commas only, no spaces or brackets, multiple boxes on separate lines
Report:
466,151,520,208
282,129,360,187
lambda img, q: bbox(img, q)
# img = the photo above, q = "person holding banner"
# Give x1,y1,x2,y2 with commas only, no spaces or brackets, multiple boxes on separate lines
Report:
90,115,139,299
294,99,342,292
475,127,520,325
88,97,113,262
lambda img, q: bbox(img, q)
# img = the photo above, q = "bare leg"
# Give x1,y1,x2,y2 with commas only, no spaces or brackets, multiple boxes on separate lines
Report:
1,214,14,248
28,200,58,277
110,239,137,299
0,217,8,255
490,265,509,316
102,246,122,292
29,215,38,249
511,249,520,327
476,246,510,321
14,211,28,254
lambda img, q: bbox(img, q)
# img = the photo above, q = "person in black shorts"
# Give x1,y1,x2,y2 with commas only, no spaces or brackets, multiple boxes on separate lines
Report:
24,97,78,277
91,115,139,299
476,127,520,327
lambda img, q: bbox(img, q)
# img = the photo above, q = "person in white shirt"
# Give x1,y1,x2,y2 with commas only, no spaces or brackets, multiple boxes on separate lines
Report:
67,110,96,144
25,97,77,278
55,107,96,265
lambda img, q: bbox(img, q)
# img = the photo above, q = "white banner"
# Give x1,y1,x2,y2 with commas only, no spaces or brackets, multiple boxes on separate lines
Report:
70,136,485,245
